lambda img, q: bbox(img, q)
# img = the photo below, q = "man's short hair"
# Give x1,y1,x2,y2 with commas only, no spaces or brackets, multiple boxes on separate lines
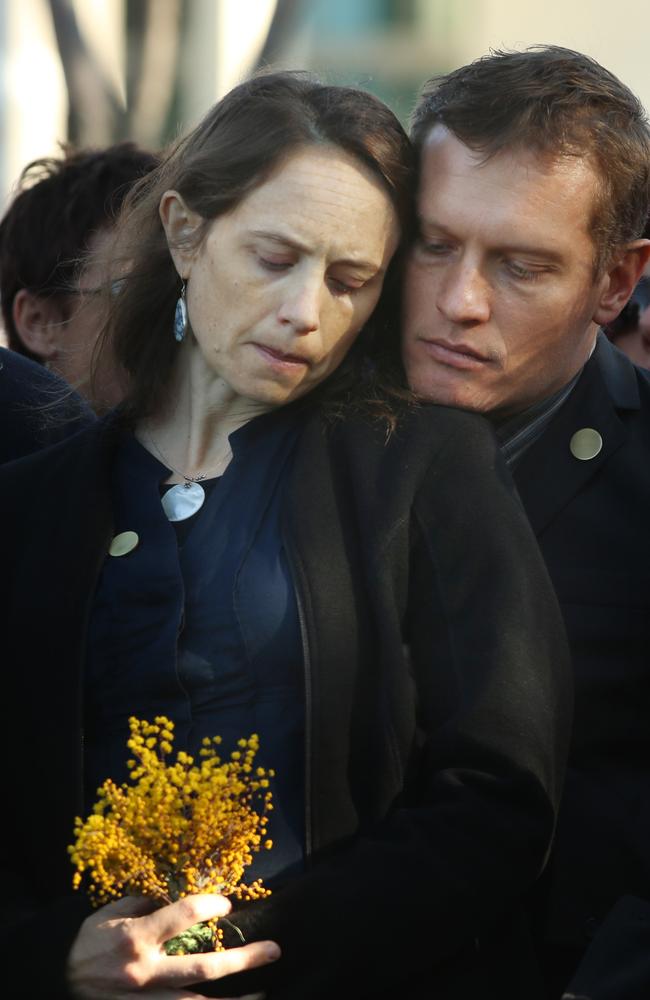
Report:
410,45,650,273
0,141,159,358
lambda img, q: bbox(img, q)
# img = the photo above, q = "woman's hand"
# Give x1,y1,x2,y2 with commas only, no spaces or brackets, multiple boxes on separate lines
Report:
66,894,280,999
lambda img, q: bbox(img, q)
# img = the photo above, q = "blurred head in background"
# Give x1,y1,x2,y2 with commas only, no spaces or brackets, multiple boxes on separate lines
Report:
604,216,650,368
0,142,159,411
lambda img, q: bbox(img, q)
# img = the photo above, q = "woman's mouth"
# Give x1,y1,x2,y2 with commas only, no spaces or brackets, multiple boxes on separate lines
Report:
252,343,312,369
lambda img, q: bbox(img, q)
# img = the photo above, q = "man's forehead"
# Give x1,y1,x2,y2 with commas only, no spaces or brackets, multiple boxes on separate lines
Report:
417,125,599,247
420,124,597,189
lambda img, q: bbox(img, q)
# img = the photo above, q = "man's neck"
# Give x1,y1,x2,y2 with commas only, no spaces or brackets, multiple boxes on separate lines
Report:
494,368,585,468
492,334,599,467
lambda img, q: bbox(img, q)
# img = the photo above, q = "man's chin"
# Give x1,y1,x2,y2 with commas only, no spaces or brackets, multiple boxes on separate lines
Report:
407,373,494,414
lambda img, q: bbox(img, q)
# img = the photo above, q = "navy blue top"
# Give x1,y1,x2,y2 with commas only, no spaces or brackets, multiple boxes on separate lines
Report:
84,405,306,884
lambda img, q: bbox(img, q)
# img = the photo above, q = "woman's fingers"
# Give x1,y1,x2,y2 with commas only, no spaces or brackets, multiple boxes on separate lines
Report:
160,993,265,1000
149,940,281,990
141,894,233,946
95,894,160,919
67,895,276,998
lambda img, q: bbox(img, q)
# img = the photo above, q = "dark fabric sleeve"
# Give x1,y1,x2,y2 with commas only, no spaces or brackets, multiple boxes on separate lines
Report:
562,895,650,1000
2,892,94,998
206,410,573,1000
0,346,95,463
0,430,111,999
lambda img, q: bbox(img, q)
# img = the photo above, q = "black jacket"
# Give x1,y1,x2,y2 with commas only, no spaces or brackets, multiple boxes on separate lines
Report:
0,402,571,999
0,346,94,462
513,335,650,997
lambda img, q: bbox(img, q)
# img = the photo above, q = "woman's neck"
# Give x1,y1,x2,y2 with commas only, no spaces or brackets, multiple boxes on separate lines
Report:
135,342,273,482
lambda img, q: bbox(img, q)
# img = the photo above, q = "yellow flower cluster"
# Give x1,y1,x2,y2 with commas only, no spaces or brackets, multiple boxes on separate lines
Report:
68,716,273,949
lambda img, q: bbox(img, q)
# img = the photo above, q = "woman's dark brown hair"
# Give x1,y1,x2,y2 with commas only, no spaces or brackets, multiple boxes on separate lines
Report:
99,70,414,424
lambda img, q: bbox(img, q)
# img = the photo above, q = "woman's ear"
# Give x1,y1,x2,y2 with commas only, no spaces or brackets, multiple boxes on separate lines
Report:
159,190,203,279
593,239,650,326
12,289,65,360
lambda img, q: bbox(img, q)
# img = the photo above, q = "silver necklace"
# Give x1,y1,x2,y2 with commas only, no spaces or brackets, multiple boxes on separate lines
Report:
144,433,213,523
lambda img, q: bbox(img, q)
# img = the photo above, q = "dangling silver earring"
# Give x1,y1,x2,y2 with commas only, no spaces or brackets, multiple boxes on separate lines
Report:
174,281,188,342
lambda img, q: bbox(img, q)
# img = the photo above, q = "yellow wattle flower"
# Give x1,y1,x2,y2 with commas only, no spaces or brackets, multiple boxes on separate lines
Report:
68,716,274,951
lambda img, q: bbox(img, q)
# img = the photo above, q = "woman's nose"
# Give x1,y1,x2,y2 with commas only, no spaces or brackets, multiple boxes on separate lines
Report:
438,263,491,325
277,276,322,334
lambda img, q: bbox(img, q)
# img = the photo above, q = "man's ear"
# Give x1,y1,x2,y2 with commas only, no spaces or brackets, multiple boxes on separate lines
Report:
12,289,66,360
593,239,650,325
159,190,203,280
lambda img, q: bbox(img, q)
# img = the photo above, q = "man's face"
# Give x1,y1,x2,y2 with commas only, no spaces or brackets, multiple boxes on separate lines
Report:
58,226,124,411
401,126,610,419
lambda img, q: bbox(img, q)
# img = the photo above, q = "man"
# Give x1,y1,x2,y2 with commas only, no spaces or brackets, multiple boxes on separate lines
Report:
0,141,158,412
402,46,650,999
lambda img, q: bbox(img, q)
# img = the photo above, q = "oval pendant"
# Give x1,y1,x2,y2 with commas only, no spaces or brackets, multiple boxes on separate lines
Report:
174,295,188,342
161,481,205,521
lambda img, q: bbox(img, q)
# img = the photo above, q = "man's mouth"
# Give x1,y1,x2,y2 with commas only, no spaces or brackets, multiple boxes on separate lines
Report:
417,337,492,370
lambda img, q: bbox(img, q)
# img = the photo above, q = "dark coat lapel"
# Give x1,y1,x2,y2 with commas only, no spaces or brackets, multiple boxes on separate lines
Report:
282,418,365,855
512,336,640,537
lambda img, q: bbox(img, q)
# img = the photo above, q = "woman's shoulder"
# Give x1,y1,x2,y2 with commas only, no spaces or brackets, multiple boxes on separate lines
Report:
325,401,501,465
302,402,507,519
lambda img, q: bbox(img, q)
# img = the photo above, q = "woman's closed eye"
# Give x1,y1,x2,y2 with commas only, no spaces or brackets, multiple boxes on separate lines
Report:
259,255,294,272
327,275,364,296
327,265,379,296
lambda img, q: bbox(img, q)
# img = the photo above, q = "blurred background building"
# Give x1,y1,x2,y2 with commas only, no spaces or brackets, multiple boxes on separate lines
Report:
2,0,650,205
0,0,649,269
3,0,648,350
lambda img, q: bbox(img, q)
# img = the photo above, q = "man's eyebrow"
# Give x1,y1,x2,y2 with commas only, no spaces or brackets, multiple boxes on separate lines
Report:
416,219,565,263
500,244,565,264
249,229,383,273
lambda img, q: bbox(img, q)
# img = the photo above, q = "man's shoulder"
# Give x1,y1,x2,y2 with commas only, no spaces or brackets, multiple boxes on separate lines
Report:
0,347,95,463
0,412,112,490
1,346,75,404
511,336,650,537
595,334,650,405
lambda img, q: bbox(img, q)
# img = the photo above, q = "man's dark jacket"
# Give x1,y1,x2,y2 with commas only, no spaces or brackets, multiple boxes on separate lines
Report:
0,346,94,462
0,403,571,999
512,335,650,999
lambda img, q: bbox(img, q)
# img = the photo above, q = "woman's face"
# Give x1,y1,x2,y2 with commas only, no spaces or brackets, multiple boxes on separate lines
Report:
163,146,400,407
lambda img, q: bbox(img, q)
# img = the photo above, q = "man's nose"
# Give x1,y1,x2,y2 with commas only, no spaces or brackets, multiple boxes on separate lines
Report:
437,262,491,324
277,275,322,334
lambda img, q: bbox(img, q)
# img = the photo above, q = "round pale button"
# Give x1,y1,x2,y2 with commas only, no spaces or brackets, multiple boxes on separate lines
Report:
108,530,139,557
569,428,603,461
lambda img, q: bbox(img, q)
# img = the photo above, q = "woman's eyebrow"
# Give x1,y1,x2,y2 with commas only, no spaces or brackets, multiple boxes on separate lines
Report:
249,229,383,272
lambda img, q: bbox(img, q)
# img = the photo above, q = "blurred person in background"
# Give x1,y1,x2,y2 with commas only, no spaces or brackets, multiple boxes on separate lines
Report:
604,216,650,368
0,71,571,1000
404,45,650,1000
0,141,159,413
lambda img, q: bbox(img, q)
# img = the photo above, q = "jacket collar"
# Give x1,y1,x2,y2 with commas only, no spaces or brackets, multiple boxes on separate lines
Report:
512,333,638,536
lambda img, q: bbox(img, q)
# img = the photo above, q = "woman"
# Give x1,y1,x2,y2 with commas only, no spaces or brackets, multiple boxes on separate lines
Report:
0,73,571,999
